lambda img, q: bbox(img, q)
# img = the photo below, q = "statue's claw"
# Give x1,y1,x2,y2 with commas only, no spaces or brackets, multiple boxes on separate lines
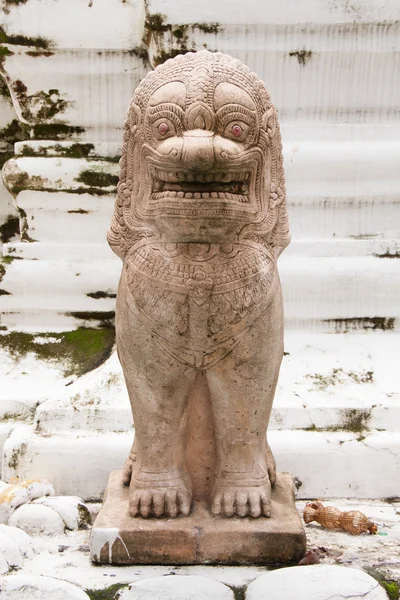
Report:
212,476,271,518
129,471,192,518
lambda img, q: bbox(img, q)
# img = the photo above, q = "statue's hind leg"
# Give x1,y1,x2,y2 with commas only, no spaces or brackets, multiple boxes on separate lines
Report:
206,283,283,518
116,287,197,518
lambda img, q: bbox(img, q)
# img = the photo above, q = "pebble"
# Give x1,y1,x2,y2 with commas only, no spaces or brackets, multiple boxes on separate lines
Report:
8,503,65,536
246,565,389,600
0,523,36,558
0,574,90,599
118,575,235,599
0,531,23,574
33,495,92,530
0,479,54,524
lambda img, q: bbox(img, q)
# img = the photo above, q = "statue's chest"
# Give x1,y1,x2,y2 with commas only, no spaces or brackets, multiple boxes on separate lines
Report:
124,243,275,341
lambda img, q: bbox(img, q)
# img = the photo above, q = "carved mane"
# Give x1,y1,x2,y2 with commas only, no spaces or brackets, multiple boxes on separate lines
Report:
107,50,290,259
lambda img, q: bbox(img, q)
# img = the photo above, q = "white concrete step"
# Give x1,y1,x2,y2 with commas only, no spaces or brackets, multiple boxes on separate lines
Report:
1,330,397,499
4,139,400,243
3,425,399,501
1,254,398,330
4,238,400,261
33,331,400,434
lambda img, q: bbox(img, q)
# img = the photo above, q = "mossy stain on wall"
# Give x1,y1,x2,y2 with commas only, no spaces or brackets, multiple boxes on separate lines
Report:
76,170,119,188
19,143,96,159
0,328,116,377
143,12,221,67
11,83,71,123
0,26,52,49
289,49,313,66
0,215,19,243
87,291,117,299
323,316,396,333
32,123,85,140
0,118,30,168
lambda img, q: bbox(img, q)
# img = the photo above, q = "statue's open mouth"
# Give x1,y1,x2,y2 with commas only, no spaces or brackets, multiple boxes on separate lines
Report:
149,166,251,204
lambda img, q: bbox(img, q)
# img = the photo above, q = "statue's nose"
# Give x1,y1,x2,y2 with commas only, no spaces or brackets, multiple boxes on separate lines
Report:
181,130,214,171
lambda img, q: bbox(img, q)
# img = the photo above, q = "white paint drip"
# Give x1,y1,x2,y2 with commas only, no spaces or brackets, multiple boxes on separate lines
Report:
90,527,130,563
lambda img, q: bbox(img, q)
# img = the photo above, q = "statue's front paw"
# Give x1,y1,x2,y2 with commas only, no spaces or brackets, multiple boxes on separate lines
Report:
212,477,271,518
129,472,192,518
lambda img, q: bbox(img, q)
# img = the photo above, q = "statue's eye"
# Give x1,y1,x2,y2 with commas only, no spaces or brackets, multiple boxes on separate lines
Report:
158,122,169,135
231,124,242,137
152,118,177,140
223,120,249,142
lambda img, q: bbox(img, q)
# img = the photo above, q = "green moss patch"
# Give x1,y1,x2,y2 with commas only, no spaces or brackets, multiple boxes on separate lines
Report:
143,13,221,67
0,215,19,243
374,251,400,259
366,568,399,600
193,22,221,34
153,48,187,66
86,584,129,600
0,26,51,49
129,45,149,63
289,49,313,66
0,119,30,168
25,50,54,57
87,291,117,299
3,0,30,6
5,170,48,196
76,170,119,188
67,311,115,329
303,408,372,440
323,316,396,332
0,46,13,63
0,328,115,377
305,368,374,391
145,13,170,33
62,143,95,158
32,123,85,140
11,83,70,123
19,142,95,159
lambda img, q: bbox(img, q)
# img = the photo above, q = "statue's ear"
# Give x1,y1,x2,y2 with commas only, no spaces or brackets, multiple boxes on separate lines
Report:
128,103,141,135
269,116,290,254
107,102,142,260
262,107,276,140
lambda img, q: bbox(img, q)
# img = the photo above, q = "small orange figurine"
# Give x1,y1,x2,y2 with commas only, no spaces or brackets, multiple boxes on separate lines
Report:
303,501,378,535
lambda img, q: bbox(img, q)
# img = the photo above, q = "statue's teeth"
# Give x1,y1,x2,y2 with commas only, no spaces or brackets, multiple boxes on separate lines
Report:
150,190,249,202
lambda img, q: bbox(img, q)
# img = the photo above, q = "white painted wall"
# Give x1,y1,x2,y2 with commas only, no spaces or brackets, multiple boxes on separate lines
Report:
0,0,399,497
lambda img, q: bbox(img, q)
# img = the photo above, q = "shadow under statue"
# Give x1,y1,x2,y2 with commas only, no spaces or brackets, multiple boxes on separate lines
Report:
91,50,305,565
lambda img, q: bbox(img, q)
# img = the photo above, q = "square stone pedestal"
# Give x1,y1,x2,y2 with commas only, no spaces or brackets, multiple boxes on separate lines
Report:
91,471,306,565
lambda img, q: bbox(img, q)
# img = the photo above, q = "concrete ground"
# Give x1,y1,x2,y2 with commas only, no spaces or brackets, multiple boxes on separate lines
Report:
1,498,398,597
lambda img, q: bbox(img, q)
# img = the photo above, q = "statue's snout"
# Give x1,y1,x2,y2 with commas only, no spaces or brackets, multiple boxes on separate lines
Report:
181,130,214,170
159,130,241,171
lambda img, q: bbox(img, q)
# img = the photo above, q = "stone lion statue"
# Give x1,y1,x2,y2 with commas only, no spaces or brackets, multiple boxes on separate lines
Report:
108,50,290,519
